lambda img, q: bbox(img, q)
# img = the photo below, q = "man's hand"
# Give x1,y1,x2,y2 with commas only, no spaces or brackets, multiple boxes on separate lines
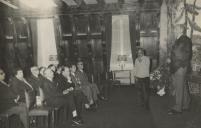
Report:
69,87,74,91
166,58,171,64
63,90,69,95
14,95,20,103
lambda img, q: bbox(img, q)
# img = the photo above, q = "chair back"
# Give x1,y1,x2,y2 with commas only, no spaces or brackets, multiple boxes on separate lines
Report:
25,90,35,109
38,87,45,106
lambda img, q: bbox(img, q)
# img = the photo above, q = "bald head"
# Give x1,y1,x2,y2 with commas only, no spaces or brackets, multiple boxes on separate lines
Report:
30,66,39,77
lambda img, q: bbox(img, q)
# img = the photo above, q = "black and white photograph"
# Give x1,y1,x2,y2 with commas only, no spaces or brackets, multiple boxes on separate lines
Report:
0,0,201,128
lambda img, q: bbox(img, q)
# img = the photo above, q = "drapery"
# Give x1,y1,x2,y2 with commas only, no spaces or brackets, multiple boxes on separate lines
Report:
37,18,58,67
159,0,168,63
129,13,137,64
53,16,62,64
104,13,112,72
29,18,38,65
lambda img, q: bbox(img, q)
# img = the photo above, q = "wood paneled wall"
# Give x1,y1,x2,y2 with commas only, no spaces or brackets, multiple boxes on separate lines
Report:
0,17,33,79
59,14,107,83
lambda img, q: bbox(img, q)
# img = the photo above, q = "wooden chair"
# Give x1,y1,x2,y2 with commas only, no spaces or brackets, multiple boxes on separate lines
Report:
0,112,14,128
25,89,54,128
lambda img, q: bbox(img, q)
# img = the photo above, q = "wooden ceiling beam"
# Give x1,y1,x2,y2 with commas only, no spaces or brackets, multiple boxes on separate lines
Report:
0,0,18,9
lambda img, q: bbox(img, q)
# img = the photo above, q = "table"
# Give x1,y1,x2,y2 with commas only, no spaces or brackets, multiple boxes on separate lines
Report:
112,70,132,85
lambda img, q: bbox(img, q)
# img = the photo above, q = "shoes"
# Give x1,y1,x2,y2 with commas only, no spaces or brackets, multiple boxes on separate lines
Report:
167,109,182,115
85,106,96,112
72,117,83,126
91,102,98,109
98,95,106,100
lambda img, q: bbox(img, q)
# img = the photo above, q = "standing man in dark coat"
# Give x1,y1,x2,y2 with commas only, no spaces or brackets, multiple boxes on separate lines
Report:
0,68,29,128
168,24,192,115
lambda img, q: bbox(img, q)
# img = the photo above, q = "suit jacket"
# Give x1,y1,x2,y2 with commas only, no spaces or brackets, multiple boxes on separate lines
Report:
0,82,17,113
75,70,90,86
54,74,74,93
27,75,42,96
9,77,33,103
42,77,64,103
70,74,80,89
170,35,192,74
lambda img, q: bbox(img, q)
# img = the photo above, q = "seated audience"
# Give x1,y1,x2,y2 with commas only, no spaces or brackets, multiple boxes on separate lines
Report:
38,66,46,83
0,68,29,128
27,66,42,96
75,61,105,107
41,68,82,126
57,67,89,120
9,68,35,106
70,64,95,107
48,64,57,74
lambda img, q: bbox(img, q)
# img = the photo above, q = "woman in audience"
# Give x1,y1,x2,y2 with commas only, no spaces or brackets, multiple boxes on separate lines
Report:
0,68,29,128
9,68,35,107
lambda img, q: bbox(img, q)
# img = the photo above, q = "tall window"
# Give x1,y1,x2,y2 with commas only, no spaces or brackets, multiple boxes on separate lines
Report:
37,18,58,67
110,15,134,71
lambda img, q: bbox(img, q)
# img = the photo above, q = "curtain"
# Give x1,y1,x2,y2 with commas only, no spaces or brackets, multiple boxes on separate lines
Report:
104,13,112,72
37,18,58,67
53,16,63,65
29,18,38,65
129,13,137,64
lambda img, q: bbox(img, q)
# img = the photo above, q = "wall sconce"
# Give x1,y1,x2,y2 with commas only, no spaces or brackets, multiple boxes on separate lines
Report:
117,55,127,70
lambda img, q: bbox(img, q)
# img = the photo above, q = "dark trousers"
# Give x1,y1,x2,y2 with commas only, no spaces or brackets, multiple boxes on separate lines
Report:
46,94,76,120
72,90,88,119
136,77,150,108
6,103,28,128
170,67,190,112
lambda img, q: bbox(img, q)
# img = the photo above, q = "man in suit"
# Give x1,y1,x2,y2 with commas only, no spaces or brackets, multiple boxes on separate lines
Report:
42,68,82,126
76,61,104,107
168,24,192,115
70,64,94,107
59,66,90,121
0,68,29,128
27,66,42,96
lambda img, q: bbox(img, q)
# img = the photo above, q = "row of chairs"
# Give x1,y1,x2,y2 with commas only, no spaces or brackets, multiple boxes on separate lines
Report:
0,88,61,128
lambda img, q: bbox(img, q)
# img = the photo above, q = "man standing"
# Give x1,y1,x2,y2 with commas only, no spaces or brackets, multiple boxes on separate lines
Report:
134,48,150,110
168,24,192,115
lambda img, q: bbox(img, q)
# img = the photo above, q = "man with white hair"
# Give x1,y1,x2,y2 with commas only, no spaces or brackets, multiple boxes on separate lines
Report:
27,66,42,96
